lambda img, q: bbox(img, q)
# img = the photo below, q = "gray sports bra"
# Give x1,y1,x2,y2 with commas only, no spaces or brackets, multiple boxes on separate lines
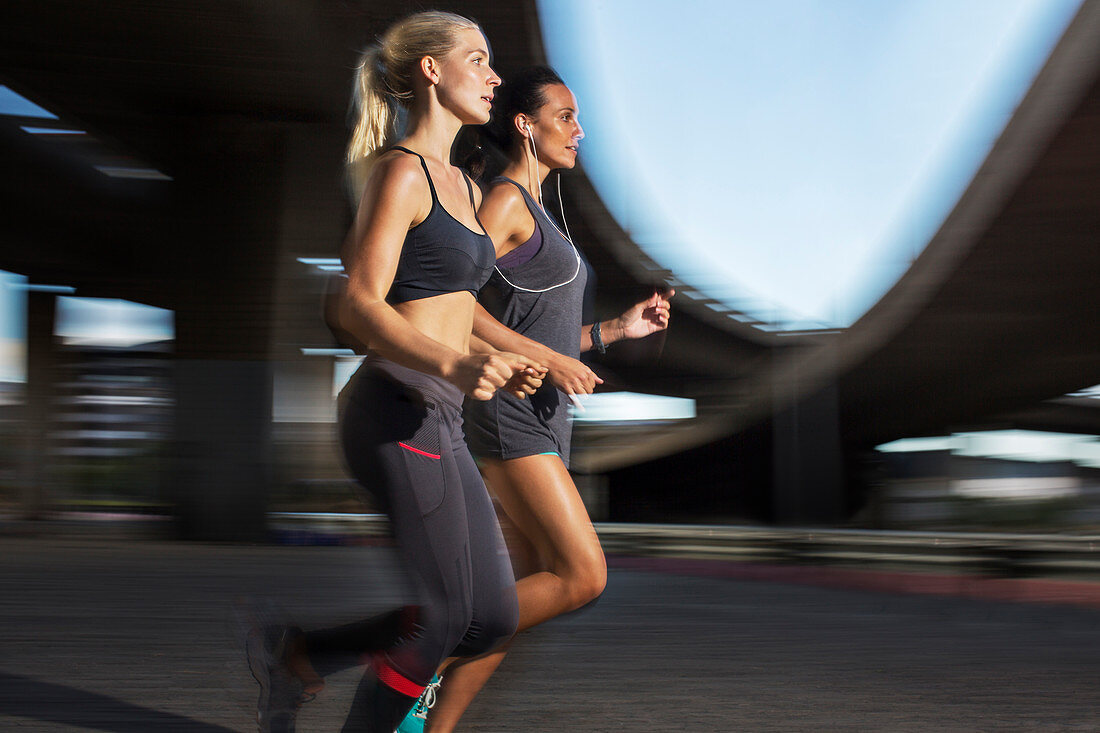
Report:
386,146,495,304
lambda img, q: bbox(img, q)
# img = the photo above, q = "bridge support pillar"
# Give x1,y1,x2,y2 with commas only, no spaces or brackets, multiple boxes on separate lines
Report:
772,381,846,524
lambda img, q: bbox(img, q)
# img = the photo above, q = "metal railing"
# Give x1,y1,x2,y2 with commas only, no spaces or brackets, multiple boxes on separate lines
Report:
268,513,1100,579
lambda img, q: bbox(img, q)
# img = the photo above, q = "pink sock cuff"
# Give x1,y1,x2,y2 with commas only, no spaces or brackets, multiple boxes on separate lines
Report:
373,656,426,698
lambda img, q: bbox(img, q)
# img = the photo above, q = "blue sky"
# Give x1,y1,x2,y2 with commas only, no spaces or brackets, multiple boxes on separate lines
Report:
538,0,1083,328
0,271,27,382
54,297,174,348
1,283,175,384
0,3,1084,383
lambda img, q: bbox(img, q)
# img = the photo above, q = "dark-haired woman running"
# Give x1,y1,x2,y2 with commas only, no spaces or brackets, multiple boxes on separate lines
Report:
403,65,673,733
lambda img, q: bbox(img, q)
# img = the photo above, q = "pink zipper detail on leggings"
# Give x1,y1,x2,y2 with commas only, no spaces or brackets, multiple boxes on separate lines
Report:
398,442,441,460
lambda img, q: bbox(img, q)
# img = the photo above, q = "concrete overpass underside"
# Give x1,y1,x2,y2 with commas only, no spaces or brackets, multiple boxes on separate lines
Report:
1,1,1098,532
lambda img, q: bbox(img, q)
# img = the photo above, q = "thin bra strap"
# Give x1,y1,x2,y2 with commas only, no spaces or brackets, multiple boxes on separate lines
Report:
461,172,477,206
497,176,545,224
462,172,488,232
496,176,544,237
390,145,437,202
496,175,529,200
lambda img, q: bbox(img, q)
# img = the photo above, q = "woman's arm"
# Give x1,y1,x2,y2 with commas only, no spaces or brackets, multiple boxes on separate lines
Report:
323,274,369,353
580,287,674,352
468,331,545,399
473,304,601,395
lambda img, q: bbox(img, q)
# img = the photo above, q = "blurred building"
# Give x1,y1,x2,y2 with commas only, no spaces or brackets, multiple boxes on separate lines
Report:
875,425,1100,529
0,1,1098,537
48,340,173,510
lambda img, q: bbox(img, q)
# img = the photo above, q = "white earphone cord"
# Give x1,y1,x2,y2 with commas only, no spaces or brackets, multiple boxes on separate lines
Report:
490,128,581,294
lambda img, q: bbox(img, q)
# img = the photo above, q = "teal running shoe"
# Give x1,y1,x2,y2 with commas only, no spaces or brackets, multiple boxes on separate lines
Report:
395,674,442,733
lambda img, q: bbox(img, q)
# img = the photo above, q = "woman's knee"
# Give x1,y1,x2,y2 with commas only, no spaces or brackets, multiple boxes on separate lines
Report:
461,590,518,657
399,603,472,680
563,553,607,609
572,559,607,603
482,588,519,650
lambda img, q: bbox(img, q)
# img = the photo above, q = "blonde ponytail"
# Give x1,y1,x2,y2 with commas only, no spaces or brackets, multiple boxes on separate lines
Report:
346,46,396,165
345,11,481,199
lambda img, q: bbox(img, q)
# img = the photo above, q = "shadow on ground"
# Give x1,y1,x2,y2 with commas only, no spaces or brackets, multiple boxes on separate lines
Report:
0,671,238,732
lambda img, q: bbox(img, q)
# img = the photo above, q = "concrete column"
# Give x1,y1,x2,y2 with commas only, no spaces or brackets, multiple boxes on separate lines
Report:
573,471,609,521
20,291,55,520
161,121,283,541
170,359,272,541
772,381,846,524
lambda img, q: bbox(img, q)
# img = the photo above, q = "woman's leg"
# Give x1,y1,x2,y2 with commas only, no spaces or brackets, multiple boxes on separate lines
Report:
425,453,606,732
447,445,521,660
338,391,517,732
296,607,412,679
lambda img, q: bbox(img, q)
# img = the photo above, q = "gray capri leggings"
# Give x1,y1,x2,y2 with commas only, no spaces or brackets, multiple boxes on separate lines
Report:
337,356,518,694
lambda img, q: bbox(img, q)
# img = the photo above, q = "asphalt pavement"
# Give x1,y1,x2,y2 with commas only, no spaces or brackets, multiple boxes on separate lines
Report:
1,533,1099,731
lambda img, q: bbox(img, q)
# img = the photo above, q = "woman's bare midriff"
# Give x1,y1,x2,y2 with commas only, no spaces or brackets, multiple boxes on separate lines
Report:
393,290,476,355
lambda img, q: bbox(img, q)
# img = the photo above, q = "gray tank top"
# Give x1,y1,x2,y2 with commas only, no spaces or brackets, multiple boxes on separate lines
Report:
479,177,588,361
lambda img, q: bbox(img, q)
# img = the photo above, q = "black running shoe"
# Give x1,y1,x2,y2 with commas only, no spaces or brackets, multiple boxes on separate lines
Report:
246,623,310,733
237,600,313,733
